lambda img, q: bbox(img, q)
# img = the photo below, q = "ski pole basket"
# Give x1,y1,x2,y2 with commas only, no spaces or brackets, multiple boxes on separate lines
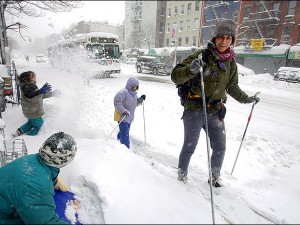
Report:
0,139,28,167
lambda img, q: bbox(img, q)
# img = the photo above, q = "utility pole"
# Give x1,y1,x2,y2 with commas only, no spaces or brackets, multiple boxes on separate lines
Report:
0,0,7,65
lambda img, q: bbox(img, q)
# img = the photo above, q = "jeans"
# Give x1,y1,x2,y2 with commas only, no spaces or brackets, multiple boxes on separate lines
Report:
19,117,44,136
178,109,226,179
117,122,131,148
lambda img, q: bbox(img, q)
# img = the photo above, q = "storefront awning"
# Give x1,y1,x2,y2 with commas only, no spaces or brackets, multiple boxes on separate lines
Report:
234,45,291,58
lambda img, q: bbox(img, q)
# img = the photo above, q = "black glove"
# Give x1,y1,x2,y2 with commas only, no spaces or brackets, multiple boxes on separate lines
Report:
189,58,205,75
138,95,146,105
140,94,146,100
40,83,52,94
246,96,260,104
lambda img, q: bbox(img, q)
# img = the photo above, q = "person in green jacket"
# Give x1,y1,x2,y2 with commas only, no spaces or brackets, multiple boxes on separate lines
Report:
0,132,77,224
12,71,53,137
171,19,260,187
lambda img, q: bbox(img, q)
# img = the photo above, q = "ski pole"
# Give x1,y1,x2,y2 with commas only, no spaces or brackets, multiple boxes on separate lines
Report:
231,92,260,175
198,53,215,225
142,102,146,146
106,115,127,141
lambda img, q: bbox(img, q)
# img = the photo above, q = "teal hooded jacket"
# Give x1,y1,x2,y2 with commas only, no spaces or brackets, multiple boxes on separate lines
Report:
0,154,68,224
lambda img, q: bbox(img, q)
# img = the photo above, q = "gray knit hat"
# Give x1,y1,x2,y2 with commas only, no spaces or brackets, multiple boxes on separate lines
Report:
39,132,77,168
212,19,236,45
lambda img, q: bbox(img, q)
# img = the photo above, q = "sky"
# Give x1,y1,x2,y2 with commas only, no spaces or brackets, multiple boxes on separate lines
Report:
7,1,125,41
2,56,300,224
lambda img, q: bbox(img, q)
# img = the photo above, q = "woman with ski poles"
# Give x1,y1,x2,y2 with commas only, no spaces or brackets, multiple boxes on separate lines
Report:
171,19,260,187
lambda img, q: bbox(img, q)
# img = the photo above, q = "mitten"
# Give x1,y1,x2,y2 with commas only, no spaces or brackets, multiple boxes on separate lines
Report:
140,94,146,100
121,110,130,117
54,177,68,192
40,83,52,94
245,96,260,104
138,94,146,105
189,58,205,75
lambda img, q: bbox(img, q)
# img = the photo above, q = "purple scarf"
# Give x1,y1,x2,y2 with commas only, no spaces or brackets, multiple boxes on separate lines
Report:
214,48,236,62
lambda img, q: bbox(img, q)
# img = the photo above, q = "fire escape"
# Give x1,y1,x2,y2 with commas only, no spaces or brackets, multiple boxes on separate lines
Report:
237,0,280,49
202,1,232,45
130,1,143,38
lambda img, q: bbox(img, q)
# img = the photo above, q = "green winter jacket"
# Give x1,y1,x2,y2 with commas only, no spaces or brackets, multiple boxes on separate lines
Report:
0,154,68,224
20,81,52,119
171,42,250,113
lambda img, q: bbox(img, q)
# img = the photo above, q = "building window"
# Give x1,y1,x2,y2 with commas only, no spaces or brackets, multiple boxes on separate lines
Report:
179,21,183,31
167,23,170,32
195,1,200,12
166,38,169,47
159,22,164,33
233,11,239,22
180,5,184,14
273,2,280,11
283,26,292,35
168,8,171,17
288,0,296,15
185,37,189,46
160,8,165,16
194,18,199,29
267,27,275,38
187,3,192,13
222,12,228,19
174,6,178,15
178,37,182,46
186,20,190,30
244,7,251,18
193,36,197,46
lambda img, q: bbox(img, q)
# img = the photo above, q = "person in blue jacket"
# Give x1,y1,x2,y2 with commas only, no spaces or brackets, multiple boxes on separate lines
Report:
0,132,77,224
114,77,146,148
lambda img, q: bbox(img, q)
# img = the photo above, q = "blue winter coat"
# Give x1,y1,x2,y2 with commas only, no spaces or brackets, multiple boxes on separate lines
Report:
114,77,140,124
0,154,68,224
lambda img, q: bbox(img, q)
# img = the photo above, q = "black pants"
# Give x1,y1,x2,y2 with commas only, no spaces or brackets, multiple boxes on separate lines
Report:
178,109,226,179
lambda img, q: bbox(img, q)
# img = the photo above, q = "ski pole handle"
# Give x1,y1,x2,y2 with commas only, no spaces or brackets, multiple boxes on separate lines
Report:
254,91,260,98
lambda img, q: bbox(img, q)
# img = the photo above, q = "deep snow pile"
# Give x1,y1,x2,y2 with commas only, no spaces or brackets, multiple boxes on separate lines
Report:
1,58,300,224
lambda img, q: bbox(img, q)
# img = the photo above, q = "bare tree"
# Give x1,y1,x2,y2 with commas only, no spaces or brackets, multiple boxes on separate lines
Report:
126,23,156,50
3,1,82,35
0,0,83,64
139,23,156,51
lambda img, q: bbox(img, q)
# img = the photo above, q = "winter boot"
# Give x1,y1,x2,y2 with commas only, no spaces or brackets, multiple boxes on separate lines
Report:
177,168,188,183
208,177,223,188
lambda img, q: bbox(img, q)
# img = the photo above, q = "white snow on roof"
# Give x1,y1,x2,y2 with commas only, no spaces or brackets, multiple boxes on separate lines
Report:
289,43,300,52
234,44,291,55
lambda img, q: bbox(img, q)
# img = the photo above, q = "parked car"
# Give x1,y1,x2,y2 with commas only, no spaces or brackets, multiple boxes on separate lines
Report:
36,54,46,63
286,70,300,83
135,56,172,75
274,67,300,82
126,58,137,64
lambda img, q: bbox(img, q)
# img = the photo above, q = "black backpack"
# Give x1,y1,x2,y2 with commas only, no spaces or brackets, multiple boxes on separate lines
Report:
176,49,210,106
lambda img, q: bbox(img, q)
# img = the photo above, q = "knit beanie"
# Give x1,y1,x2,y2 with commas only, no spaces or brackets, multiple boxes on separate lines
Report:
39,132,77,168
212,19,236,45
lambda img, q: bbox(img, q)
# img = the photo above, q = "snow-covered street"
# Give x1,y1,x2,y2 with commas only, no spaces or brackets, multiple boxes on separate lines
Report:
2,58,300,224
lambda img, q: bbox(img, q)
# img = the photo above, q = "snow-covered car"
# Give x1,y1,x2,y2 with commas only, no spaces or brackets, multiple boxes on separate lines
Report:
286,69,300,83
36,54,46,63
274,67,300,82
126,58,137,64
